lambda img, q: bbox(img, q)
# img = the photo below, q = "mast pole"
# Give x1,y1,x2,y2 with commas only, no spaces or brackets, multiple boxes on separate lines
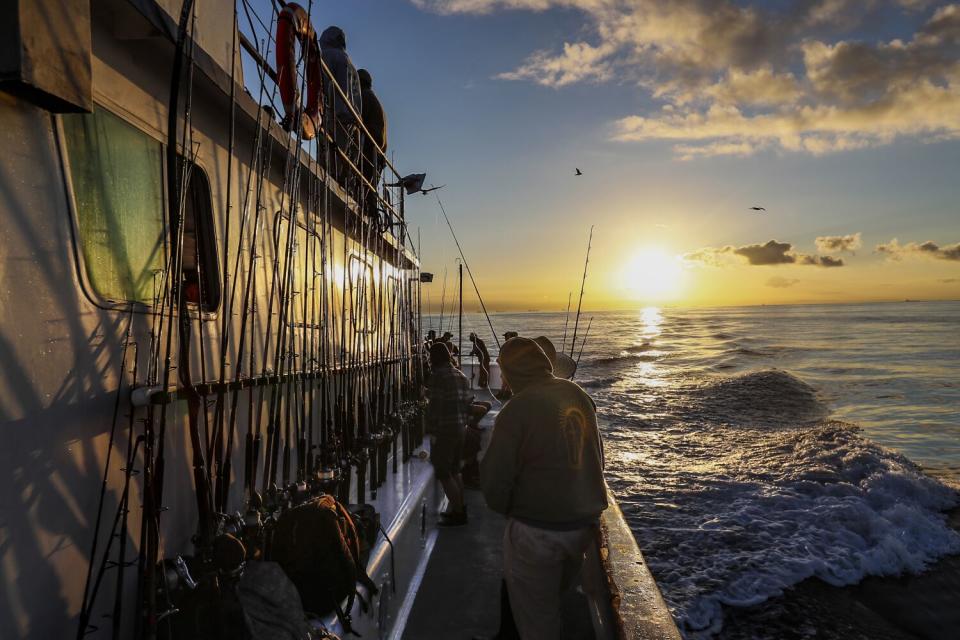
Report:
458,261,463,366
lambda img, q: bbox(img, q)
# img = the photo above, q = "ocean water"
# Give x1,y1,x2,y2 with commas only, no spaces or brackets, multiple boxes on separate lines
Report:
428,300,960,637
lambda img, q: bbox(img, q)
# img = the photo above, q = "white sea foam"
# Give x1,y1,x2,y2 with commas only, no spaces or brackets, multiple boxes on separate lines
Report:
607,372,960,637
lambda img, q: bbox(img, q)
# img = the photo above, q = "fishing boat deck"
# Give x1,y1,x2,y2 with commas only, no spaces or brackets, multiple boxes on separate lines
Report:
393,379,683,640
400,488,596,639
398,394,596,639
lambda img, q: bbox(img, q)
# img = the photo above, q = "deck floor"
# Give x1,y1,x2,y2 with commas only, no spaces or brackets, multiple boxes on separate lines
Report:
401,484,595,639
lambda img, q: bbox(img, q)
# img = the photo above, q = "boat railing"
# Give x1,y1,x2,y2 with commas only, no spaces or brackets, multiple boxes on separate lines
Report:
235,0,413,251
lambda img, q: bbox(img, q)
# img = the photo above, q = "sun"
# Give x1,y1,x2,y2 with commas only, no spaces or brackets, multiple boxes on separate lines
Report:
619,247,684,300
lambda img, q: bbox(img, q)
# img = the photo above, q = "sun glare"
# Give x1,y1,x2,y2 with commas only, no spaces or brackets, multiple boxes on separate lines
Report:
620,248,684,300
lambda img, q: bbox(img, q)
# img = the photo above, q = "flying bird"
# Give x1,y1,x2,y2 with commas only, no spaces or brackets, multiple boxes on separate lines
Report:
749,206,766,211
387,172,427,194
575,168,583,176
420,184,445,195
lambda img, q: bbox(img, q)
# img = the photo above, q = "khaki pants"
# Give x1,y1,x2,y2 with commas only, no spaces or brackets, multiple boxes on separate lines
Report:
502,518,594,640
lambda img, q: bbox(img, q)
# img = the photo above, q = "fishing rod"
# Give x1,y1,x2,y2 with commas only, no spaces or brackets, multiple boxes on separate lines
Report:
569,225,594,358
75,307,135,639
304,124,330,486
140,2,208,637
258,124,304,494
266,134,309,492
221,24,280,511
111,341,142,640
318,113,337,481
208,0,243,512
561,291,572,353
435,195,500,349
173,3,217,550
300,137,323,485
245,95,281,502
574,315,594,377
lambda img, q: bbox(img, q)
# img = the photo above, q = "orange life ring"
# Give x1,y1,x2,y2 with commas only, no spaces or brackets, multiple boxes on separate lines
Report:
275,3,322,140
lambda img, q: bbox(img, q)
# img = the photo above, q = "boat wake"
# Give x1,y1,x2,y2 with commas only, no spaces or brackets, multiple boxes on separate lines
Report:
603,370,960,638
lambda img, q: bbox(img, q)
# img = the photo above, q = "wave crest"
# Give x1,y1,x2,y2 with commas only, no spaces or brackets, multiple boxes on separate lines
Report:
693,369,828,426
619,422,960,637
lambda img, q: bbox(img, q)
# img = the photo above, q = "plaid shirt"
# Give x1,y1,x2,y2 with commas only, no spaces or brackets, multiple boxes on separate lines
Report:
426,364,473,436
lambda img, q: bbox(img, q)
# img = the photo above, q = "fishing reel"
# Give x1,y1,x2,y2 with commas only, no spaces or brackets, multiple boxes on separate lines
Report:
155,552,247,640
368,428,394,491
309,441,343,495
161,555,199,594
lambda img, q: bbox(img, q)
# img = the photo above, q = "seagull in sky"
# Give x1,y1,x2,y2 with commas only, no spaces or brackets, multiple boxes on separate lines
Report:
749,206,766,211
575,168,583,176
420,184,445,194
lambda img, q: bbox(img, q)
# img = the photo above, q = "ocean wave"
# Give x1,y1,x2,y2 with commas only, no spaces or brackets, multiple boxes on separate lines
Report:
616,422,960,638
588,352,662,366
625,342,656,353
691,369,829,426
723,347,772,357
580,375,623,389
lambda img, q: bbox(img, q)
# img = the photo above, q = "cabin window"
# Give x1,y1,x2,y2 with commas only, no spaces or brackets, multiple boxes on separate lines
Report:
349,255,376,333
276,215,322,328
62,108,166,304
177,161,221,312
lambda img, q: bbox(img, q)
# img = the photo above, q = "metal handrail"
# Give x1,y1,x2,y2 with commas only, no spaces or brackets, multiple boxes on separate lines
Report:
237,0,406,230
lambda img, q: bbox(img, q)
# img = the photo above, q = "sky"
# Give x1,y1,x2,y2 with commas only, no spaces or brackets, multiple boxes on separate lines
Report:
242,0,960,310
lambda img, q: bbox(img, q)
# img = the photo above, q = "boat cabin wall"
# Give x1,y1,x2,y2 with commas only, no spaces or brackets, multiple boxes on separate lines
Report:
0,3,420,638
153,0,240,85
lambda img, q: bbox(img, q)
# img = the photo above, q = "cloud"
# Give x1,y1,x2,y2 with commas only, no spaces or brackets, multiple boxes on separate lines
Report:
816,232,863,253
684,239,846,267
767,276,801,288
735,240,796,265
801,254,846,267
876,238,960,260
495,41,616,86
940,277,959,283
682,245,736,266
416,1,960,158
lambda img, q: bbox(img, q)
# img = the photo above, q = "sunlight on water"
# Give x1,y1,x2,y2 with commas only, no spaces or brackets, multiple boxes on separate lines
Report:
639,306,663,337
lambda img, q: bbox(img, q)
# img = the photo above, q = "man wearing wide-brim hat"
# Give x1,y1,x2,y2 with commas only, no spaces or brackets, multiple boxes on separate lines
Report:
532,335,576,380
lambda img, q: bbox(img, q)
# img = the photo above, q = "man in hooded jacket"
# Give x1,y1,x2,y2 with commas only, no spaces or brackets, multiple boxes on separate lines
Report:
319,26,362,182
480,337,607,640
358,68,387,219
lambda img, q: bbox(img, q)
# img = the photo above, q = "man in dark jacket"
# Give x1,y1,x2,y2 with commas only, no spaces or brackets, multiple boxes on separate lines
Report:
319,26,361,183
357,68,387,219
481,337,607,640
468,332,491,388
427,342,473,526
